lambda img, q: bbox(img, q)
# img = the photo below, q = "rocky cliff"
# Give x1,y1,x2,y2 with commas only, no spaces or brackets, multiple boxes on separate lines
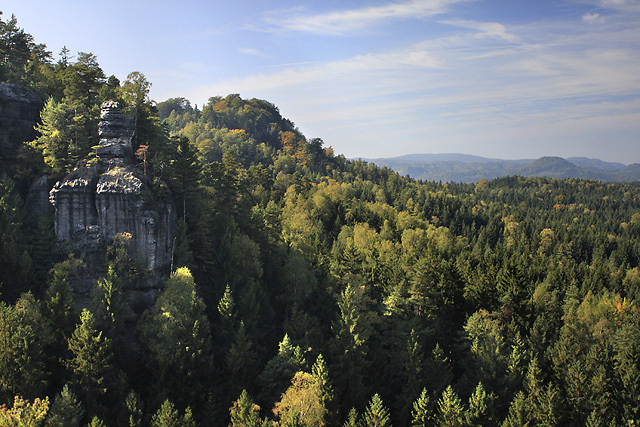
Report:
0,83,43,158
50,101,176,294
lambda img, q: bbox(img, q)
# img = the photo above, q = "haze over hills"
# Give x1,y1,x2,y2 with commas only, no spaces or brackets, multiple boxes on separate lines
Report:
363,154,640,183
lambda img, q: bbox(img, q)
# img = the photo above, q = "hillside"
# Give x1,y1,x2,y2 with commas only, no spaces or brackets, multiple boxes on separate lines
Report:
2,11,640,427
366,153,640,183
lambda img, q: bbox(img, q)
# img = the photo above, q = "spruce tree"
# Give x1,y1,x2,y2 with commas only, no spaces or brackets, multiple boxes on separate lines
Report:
436,386,464,427
229,390,262,427
410,388,432,427
45,384,83,427
64,309,113,412
363,394,391,427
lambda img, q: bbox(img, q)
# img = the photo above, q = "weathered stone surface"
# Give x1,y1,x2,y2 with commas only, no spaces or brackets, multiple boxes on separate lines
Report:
0,83,43,154
49,101,176,293
98,101,135,148
26,175,52,215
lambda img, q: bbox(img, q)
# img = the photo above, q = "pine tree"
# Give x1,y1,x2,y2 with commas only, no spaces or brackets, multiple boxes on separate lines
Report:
343,408,360,427
436,386,464,427
88,416,106,427
151,399,180,427
411,388,432,427
466,382,493,426
363,394,391,427
501,391,531,427
226,320,258,394
140,267,213,409
230,390,262,427
45,257,82,344
91,266,124,340
124,390,143,427
0,292,51,401
45,384,83,427
64,309,113,411
312,354,334,408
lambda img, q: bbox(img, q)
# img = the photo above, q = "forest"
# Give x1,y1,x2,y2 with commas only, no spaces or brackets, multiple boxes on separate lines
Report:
2,11,640,427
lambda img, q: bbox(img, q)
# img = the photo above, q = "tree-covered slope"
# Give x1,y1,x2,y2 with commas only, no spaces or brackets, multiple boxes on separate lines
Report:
2,11,640,427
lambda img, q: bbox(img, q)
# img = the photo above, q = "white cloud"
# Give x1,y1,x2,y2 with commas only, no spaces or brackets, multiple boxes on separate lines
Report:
582,12,604,23
239,47,269,58
262,0,471,35
442,19,519,43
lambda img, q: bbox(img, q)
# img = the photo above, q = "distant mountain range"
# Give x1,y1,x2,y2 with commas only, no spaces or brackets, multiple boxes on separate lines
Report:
361,154,640,183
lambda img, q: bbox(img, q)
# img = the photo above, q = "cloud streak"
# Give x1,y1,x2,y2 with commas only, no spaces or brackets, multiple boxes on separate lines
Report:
262,0,471,35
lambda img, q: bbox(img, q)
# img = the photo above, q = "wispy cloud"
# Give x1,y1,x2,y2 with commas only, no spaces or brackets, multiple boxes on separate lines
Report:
441,19,519,43
262,0,471,35
239,47,270,58
186,1,640,161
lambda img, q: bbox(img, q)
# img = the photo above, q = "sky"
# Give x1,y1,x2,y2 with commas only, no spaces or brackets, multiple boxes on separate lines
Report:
3,0,640,163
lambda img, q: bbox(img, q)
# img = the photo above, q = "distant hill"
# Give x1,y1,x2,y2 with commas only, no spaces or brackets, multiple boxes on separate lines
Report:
362,153,640,183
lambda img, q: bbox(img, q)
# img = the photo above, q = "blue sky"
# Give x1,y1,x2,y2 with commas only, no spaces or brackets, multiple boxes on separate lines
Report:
4,0,640,163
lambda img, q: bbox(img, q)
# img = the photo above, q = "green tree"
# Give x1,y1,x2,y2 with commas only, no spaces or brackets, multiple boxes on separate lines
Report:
64,309,113,410
343,408,360,427
259,334,305,410
331,281,378,409
150,399,193,427
45,384,83,427
466,382,493,426
170,136,201,222
226,320,258,394
124,390,143,427
140,267,213,409
436,386,464,427
0,292,51,401
88,416,106,427
29,96,93,177
0,175,33,301
363,394,391,427
410,388,433,427
90,266,125,343
230,390,262,427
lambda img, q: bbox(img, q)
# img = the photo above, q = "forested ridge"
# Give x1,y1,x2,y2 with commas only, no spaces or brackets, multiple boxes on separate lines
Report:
2,12,640,427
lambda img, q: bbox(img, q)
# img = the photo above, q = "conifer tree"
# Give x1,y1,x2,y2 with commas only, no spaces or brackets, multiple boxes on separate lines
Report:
151,399,180,427
124,390,143,427
45,384,83,427
312,354,334,408
466,382,493,426
436,386,464,427
363,394,391,427
45,257,82,344
410,388,432,427
64,309,113,411
343,408,360,427
140,267,213,410
0,292,51,401
230,390,262,427
91,265,124,341
226,320,258,394
88,416,106,427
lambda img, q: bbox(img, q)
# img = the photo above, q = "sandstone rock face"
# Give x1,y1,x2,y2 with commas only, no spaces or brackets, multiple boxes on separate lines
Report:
0,83,43,154
50,101,176,289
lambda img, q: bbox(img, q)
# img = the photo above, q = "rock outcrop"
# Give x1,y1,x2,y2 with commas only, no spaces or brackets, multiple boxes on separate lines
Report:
50,101,176,292
0,83,43,156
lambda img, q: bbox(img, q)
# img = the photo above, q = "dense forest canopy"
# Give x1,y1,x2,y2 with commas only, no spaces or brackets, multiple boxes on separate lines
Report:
2,11,640,427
